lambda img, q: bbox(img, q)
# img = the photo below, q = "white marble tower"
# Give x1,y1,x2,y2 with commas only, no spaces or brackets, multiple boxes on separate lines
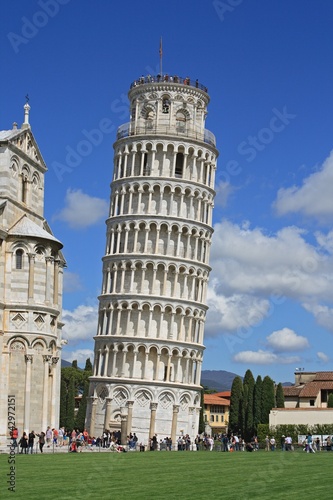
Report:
0,104,65,447
86,74,218,446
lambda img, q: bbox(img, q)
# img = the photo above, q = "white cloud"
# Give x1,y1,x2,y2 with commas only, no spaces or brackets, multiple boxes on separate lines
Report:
273,150,333,219
315,230,333,255
266,327,309,352
62,348,94,368
63,271,83,293
206,219,333,334
62,303,98,341
233,349,300,365
53,189,108,229
302,302,333,333
317,352,329,363
205,285,270,336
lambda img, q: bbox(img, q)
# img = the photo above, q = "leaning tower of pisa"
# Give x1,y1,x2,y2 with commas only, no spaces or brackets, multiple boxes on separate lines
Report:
86,74,218,447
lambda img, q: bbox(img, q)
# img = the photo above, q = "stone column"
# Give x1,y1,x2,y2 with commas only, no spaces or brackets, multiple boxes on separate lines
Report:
126,400,134,436
120,412,128,445
188,407,196,447
103,347,109,377
53,259,60,305
24,354,33,433
50,357,59,428
27,253,35,301
104,397,113,430
42,355,51,430
149,402,158,441
171,405,179,449
89,397,98,437
45,256,53,304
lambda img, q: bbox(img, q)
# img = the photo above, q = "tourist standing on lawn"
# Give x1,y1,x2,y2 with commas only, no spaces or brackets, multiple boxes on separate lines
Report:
46,426,52,447
265,436,270,451
270,436,276,451
28,430,35,454
280,435,285,451
19,432,28,454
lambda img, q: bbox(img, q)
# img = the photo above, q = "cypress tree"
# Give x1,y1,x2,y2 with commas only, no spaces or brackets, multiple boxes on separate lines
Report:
243,369,255,439
84,358,93,373
275,382,285,408
59,377,67,428
253,375,262,432
72,359,78,369
241,383,248,438
327,393,333,408
229,376,243,434
261,375,275,423
66,374,76,430
198,388,205,434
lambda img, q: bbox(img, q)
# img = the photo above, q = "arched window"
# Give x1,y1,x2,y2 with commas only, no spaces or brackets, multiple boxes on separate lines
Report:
22,175,28,203
162,97,170,114
175,153,184,178
15,249,23,269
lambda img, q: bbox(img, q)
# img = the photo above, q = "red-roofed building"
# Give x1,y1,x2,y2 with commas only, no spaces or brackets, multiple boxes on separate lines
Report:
203,394,230,435
270,371,333,427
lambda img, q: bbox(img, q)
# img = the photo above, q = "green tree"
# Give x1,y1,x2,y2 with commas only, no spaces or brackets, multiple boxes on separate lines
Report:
327,393,333,408
261,375,275,424
84,358,93,373
75,380,89,430
72,359,78,369
253,375,262,432
198,388,205,434
275,382,285,408
59,378,67,428
243,369,255,439
66,374,75,430
229,376,243,434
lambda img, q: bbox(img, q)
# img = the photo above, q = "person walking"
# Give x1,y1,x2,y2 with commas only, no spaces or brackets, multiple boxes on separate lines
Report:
307,434,315,453
38,431,45,453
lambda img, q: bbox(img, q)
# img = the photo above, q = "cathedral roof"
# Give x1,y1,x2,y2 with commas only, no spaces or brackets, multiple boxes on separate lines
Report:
8,215,63,247
0,129,22,141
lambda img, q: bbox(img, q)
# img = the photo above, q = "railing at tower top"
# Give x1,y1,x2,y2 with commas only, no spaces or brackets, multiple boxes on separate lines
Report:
130,75,208,93
116,122,216,147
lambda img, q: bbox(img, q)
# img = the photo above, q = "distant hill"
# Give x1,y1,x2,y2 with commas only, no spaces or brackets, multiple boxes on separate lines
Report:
201,370,241,392
61,359,73,368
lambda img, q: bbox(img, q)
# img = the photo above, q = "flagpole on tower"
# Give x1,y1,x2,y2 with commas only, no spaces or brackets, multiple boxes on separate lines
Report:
159,37,163,76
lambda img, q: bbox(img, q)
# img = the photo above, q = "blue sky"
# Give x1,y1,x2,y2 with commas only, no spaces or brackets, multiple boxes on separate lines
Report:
2,0,333,383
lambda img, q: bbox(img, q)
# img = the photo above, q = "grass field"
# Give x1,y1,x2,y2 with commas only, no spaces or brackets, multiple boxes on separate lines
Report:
0,449,331,499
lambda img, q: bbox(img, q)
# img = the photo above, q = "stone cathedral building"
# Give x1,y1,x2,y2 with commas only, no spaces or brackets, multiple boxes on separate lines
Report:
86,74,217,446
0,104,65,447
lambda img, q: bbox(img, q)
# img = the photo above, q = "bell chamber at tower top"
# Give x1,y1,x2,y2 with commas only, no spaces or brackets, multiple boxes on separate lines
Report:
113,74,218,186
115,74,216,148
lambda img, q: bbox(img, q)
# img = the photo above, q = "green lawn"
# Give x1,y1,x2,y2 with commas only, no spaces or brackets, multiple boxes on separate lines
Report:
0,450,331,499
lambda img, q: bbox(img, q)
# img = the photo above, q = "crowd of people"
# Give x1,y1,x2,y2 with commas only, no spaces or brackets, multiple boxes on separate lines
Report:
10,426,333,454
10,426,93,453
130,74,208,92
